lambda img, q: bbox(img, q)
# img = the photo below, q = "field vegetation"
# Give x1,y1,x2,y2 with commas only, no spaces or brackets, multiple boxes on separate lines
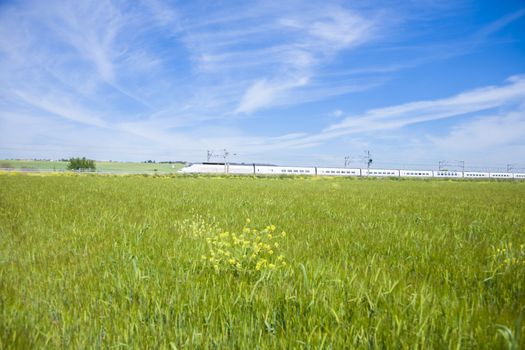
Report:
0,173,524,348
0,159,184,173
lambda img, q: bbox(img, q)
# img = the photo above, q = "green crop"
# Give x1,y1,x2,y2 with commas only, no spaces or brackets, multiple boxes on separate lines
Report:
0,173,524,348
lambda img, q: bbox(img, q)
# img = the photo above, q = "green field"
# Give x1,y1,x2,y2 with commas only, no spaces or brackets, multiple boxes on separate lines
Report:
1,174,524,349
0,159,184,173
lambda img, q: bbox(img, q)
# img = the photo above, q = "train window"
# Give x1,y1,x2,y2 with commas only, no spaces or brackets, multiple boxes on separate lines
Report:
293,170,298,173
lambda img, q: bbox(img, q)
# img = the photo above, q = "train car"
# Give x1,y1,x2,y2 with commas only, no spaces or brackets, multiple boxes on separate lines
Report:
317,167,360,176
463,172,489,179
255,165,315,175
178,162,254,174
489,172,513,179
514,173,525,179
361,169,400,177
399,170,433,177
433,171,463,178
227,164,255,174
178,162,224,173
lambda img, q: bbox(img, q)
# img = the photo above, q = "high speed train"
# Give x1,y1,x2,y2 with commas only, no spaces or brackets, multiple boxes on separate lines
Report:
179,162,525,180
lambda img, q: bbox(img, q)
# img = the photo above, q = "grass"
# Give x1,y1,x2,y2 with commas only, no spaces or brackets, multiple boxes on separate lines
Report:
0,173,524,348
0,159,184,173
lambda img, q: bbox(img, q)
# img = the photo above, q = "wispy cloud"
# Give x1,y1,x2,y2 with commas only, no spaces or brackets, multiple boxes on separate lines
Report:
325,75,525,133
429,106,525,151
174,3,382,114
235,77,310,114
253,75,525,150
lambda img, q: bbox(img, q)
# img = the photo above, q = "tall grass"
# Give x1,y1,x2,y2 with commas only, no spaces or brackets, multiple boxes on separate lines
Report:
0,174,524,348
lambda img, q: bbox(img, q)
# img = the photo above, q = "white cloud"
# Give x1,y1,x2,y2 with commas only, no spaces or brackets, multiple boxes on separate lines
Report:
429,107,525,151
235,77,309,114
10,90,108,128
254,75,525,150
178,4,380,114
333,109,343,117
325,75,525,134
307,10,374,48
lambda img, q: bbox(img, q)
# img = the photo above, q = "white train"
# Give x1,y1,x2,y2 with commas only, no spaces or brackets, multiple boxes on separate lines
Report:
179,162,525,180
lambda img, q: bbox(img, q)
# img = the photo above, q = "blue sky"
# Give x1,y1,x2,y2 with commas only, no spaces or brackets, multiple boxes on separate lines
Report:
1,0,524,170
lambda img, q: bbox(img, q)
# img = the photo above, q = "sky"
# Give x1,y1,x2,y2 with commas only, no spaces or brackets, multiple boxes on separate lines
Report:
0,0,524,170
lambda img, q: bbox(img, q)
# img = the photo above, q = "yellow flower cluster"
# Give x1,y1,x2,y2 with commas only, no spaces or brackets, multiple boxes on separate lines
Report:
199,218,287,273
491,242,525,270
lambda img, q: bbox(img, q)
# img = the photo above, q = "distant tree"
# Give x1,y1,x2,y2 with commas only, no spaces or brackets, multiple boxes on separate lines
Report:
67,157,96,171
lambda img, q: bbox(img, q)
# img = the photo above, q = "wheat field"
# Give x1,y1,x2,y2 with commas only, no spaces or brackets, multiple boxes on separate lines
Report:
1,173,524,348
